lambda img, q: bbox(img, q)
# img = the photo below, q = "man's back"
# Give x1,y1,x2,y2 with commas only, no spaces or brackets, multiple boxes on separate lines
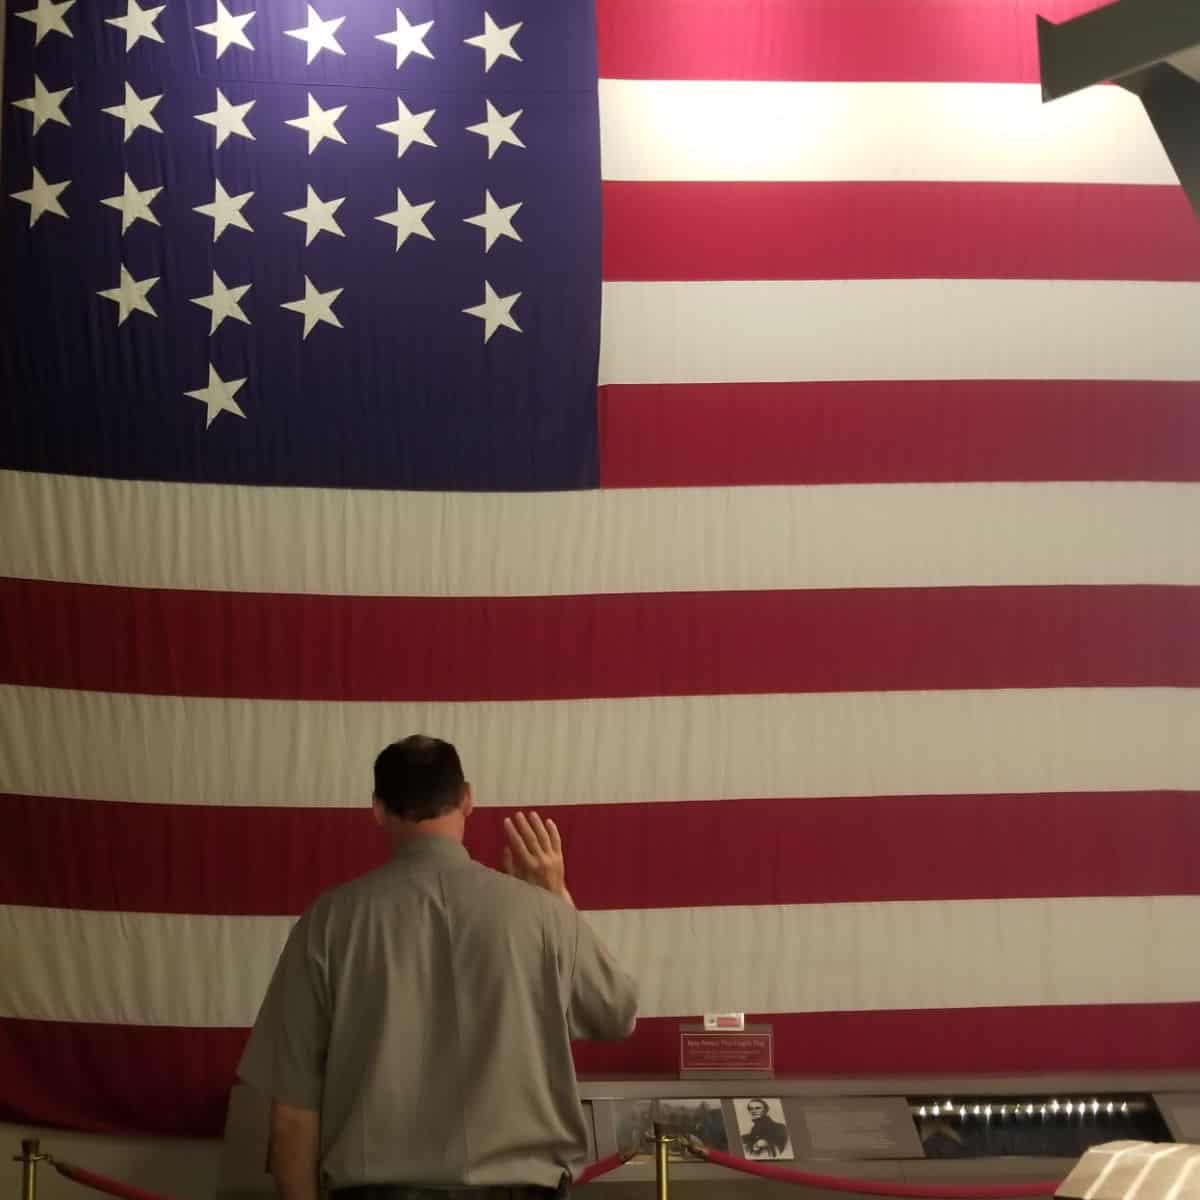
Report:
240,836,637,1191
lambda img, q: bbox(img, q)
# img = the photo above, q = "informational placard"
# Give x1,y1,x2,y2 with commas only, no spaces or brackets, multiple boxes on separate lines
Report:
791,1097,926,1160
679,1024,773,1077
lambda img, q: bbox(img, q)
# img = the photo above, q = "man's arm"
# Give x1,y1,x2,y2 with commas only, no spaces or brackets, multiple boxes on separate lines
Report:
502,810,638,1040
269,1099,321,1200
565,917,638,1041
239,916,330,1200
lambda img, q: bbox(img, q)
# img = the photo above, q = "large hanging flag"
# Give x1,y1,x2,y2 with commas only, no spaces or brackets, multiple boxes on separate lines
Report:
2,0,1199,1136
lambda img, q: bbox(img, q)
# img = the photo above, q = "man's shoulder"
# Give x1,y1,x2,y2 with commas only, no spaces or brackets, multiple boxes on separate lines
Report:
460,859,578,925
301,854,575,926
295,860,390,925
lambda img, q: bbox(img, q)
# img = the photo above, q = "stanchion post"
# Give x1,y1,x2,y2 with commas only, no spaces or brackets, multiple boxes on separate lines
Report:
652,1123,671,1200
14,1139,48,1200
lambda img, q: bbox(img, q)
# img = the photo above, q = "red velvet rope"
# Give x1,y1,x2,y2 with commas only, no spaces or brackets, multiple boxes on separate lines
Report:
574,1150,635,1187
698,1147,1063,1198
52,1143,1062,1199
53,1161,176,1200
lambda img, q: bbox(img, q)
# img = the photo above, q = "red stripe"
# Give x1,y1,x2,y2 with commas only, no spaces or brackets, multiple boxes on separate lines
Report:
0,1019,248,1136
599,380,1200,487
5,1004,1199,1136
4,579,1198,701
5,791,1198,915
596,0,1099,83
576,1004,1200,1078
602,182,1200,283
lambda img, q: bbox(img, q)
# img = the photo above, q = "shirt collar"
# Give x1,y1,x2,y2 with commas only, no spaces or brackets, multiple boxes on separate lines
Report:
392,835,471,865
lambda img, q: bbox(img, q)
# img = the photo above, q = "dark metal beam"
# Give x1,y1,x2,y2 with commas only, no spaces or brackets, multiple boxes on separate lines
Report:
1123,61,1200,219
1037,0,1200,101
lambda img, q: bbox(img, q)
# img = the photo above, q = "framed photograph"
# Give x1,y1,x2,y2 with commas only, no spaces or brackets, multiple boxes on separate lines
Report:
734,1097,795,1160
613,1098,730,1159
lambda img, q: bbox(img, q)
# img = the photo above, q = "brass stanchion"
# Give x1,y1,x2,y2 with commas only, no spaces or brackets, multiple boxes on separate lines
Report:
652,1123,671,1200
14,1139,48,1200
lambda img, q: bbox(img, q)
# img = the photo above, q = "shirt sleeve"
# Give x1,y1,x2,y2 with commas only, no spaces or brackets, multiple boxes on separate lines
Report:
565,912,639,1042
237,912,329,1111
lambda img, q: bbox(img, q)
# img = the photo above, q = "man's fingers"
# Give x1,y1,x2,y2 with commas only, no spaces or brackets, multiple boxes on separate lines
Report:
502,844,516,876
527,811,555,854
546,817,562,855
506,815,540,867
514,811,546,857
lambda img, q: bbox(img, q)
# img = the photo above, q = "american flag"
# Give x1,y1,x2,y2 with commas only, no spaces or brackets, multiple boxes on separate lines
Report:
3,0,1200,1138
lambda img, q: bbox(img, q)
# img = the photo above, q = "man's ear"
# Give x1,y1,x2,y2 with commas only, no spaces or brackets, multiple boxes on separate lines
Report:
372,794,387,827
461,782,474,819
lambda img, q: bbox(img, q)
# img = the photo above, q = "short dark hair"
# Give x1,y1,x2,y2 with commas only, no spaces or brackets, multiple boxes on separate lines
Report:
373,735,466,821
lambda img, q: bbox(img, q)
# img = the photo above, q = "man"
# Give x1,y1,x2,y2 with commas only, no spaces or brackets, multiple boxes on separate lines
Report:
238,735,638,1200
741,1099,790,1159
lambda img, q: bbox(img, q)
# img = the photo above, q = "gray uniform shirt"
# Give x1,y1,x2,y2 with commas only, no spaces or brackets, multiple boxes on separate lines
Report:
237,836,638,1191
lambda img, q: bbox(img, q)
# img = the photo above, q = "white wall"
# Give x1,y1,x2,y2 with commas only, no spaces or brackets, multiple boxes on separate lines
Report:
0,1125,222,1200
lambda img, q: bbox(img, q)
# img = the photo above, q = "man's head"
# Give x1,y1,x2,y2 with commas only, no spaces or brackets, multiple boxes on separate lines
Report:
746,1100,768,1121
373,735,472,829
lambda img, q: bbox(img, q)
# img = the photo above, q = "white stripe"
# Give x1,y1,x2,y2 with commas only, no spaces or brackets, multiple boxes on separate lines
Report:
2,685,1196,809
3,473,1197,596
0,907,294,1028
598,280,1200,386
598,80,1175,184
5,896,1199,1026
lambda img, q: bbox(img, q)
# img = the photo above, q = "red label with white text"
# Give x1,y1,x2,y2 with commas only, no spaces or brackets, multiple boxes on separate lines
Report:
680,1031,773,1073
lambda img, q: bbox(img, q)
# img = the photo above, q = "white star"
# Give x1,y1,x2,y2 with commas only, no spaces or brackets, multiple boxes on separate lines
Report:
283,185,345,246
375,8,433,69
285,4,345,63
102,81,163,142
376,96,435,157
186,364,247,429
101,171,162,234
466,99,524,158
105,0,165,50
374,188,434,251
97,264,159,325
12,76,72,134
464,189,521,252
193,179,254,241
195,0,254,58
195,88,255,148
190,270,251,335
463,281,521,342
15,0,74,44
464,12,521,71
281,275,343,339
10,167,69,227
285,93,347,155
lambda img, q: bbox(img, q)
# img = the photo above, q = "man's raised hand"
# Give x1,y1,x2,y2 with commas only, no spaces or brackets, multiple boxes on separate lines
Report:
503,811,574,906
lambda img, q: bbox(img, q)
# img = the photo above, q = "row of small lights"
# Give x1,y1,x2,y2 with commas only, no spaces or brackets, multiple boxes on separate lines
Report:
915,1099,1137,1119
